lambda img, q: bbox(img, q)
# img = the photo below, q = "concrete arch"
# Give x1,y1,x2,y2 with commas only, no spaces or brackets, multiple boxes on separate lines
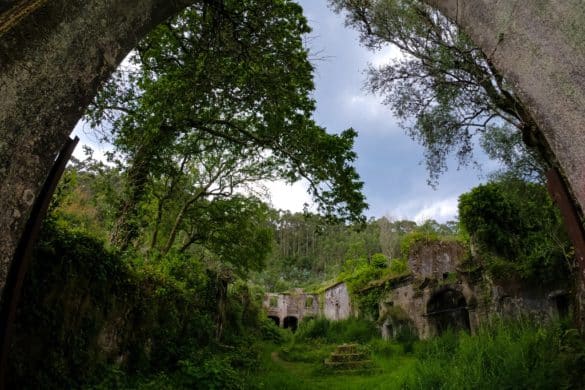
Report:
0,1,585,330
267,315,280,327
283,316,298,332
423,0,585,324
0,0,195,294
426,287,470,336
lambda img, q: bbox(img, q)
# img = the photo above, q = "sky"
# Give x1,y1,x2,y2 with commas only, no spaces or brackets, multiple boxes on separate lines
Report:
73,0,496,224
269,0,495,222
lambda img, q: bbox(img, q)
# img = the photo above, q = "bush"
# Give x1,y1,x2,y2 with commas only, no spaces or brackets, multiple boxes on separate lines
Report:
175,355,244,390
259,317,291,344
295,318,378,344
295,317,331,341
459,179,571,284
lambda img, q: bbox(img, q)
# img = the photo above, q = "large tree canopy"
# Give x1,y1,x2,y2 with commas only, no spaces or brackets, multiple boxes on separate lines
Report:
88,0,367,250
329,0,546,185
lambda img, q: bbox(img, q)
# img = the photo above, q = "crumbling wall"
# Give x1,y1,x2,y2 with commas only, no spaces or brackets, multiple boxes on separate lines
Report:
262,290,319,327
381,240,568,339
408,240,465,279
322,282,352,321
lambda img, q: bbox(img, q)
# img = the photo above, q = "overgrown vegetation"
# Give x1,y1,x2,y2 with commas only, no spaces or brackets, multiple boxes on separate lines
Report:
8,1,584,388
9,220,267,389
250,319,585,390
404,319,585,389
459,178,572,284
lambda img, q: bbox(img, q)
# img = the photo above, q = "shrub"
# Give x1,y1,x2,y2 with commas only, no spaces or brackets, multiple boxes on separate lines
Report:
459,179,571,284
259,317,290,344
389,258,408,274
295,318,378,344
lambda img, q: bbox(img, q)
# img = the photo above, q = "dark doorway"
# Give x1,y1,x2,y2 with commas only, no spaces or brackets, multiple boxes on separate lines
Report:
554,294,570,319
283,316,298,332
427,289,470,335
268,316,280,327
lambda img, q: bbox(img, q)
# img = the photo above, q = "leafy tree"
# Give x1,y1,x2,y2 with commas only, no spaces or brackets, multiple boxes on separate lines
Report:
458,179,572,283
89,0,367,250
377,216,419,257
50,152,123,239
329,0,547,185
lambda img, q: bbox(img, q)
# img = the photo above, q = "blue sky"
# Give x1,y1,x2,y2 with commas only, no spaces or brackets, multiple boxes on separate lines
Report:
73,0,496,223
268,0,496,222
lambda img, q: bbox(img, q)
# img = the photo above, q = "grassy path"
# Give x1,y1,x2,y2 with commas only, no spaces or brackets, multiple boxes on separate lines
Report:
250,343,417,390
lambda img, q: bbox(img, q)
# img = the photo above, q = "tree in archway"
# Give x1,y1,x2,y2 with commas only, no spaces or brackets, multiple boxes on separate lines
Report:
329,0,547,185
458,179,572,283
88,0,367,250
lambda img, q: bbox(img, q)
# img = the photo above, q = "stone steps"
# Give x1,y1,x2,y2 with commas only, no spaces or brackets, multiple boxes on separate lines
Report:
323,343,374,372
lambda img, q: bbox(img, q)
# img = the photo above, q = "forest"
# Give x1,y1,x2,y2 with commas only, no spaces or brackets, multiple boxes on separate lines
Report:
5,0,585,389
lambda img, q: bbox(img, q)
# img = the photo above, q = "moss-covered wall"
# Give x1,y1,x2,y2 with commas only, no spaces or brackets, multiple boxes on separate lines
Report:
7,222,215,388
378,240,568,339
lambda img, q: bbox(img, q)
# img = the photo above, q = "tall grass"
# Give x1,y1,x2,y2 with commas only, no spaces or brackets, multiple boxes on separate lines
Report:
403,318,585,389
294,317,378,344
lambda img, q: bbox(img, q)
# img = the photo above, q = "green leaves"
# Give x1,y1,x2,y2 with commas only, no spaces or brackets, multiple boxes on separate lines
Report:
330,0,545,185
88,0,366,254
458,179,571,283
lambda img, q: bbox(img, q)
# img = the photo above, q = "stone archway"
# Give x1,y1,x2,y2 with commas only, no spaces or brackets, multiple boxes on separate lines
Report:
1,0,585,330
427,288,470,336
422,0,585,326
283,316,298,332
267,315,280,327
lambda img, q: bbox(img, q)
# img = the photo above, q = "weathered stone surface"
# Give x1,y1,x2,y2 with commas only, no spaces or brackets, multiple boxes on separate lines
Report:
262,282,354,326
0,0,193,293
407,240,465,280
381,241,569,339
322,282,352,321
263,290,319,327
422,1,585,211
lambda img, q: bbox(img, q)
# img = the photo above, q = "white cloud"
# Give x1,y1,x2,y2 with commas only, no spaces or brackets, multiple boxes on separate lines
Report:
264,180,314,213
413,197,459,223
369,46,403,68
341,93,402,134
374,195,459,224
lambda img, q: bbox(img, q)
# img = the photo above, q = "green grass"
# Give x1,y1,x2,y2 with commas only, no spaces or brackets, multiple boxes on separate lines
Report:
248,319,585,390
247,342,416,390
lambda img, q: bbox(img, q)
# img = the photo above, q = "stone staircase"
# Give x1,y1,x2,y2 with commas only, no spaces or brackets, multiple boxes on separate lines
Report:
323,343,373,372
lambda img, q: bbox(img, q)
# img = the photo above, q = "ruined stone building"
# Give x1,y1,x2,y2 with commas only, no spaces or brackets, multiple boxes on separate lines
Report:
263,239,571,338
378,240,571,339
262,282,353,330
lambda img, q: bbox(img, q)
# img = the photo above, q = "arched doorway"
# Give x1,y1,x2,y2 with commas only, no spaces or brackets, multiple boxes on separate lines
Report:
268,316,280,327
427,289,470,335
283,316,298,332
